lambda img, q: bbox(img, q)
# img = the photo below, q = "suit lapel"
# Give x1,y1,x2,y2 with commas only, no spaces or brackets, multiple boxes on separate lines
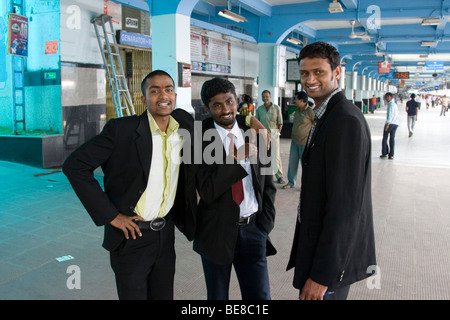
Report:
303,92,342,158
135,112,152,181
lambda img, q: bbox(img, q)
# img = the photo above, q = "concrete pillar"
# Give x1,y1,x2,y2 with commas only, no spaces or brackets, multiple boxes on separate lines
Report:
257,43,281,108
151,13,192,113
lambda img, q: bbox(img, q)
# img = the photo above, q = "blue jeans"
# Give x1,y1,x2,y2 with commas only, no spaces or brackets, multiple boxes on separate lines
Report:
381,124,398,157
287,141,306,186
201,220,271,300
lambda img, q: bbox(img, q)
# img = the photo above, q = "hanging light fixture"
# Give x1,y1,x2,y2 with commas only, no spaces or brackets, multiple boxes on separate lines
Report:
328,0,344,13
218,1,247,23
218,9,248,23
287,36,303,45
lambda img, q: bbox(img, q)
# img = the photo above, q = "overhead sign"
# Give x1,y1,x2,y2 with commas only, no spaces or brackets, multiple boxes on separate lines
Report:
426,61,444,70
378,61,390,73
117,30,151,49
393,71,409,79
7,13,28,57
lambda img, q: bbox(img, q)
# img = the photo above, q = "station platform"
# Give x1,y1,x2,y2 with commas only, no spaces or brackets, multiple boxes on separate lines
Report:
1,102,449,300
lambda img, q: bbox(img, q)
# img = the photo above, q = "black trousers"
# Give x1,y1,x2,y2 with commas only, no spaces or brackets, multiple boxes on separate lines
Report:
201,220,271,300
109,219,175,300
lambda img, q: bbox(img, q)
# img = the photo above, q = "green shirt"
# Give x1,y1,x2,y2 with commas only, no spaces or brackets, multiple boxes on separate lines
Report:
291,106,315,146
255,103,283,130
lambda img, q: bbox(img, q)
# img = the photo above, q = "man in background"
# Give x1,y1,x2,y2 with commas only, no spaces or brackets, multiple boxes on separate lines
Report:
255,90,285,184
282,91,314,190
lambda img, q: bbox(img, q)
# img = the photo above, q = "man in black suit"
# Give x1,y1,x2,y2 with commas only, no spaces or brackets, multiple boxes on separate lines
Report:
287,42,376,300
194,78,276,300
62,70,198,300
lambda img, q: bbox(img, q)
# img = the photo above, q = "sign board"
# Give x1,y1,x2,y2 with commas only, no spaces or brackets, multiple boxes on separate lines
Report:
393,71,409,79
7,13,28,57
117,30,152,49
426,61,444,70
378,61,390,73
190,32,231,74
178,63,191,87
45,40,59,54
286,59,301,82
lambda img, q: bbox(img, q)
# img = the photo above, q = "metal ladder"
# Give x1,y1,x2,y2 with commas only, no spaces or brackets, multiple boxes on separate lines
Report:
10,0,26,134
91,14,135,118
12,55,25,134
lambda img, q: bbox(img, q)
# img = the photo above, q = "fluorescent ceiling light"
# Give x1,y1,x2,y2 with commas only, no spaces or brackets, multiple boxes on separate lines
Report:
328,0,343,13
218,9,248,23
421,17,441,26
287,36,303,45
421,41,436,47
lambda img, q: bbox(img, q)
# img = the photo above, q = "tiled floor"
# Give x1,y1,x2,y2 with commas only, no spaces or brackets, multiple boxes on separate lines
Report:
0,102,449,300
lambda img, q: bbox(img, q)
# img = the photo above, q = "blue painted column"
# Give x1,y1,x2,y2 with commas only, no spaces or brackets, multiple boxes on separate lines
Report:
148,0,197,114
257,43,281,108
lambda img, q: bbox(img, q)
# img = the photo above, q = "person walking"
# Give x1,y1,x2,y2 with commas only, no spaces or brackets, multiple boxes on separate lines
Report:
286,41,376,300
440,94,448,117
282,91,314,189
380,92,399,160
406,93,419,137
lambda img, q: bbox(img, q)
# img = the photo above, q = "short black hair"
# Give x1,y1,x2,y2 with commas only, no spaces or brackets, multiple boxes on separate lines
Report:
141,70,175,96
295,91,308,103
410,93,416,99
201,77,236,107
384,92,395,99
298,41,340,71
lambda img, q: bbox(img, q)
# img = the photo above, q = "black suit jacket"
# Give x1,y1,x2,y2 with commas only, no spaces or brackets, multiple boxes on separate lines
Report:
63,109,197,251
193,119,277,265
287,91,376,290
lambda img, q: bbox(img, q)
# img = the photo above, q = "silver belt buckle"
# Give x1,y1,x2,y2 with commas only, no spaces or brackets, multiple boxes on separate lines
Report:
150,217,166,231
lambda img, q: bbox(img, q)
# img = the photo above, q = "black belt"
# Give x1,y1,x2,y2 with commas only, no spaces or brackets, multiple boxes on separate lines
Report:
134,215,171,231
237,213,257,226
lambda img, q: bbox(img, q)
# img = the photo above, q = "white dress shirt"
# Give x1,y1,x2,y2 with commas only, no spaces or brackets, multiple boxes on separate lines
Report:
214,121,258,218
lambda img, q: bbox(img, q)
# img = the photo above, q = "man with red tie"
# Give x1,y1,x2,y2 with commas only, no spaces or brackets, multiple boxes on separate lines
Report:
194,77,277,300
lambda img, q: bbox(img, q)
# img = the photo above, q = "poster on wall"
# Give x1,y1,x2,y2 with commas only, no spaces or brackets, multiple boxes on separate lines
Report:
7,13,28,57
191,32,231,74
286,59,301,82
45,41,58,55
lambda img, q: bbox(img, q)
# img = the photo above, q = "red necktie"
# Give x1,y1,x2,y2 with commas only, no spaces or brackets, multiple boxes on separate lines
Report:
228,133,244,205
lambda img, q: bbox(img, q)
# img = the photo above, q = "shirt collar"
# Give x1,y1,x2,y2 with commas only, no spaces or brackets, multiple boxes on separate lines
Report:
147,110,179,136
314,88,341,120
214,120,241,143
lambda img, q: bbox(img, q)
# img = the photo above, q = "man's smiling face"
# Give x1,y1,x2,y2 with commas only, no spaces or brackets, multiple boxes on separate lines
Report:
299,56,341,106
141,74,177,120
204,91,237,130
